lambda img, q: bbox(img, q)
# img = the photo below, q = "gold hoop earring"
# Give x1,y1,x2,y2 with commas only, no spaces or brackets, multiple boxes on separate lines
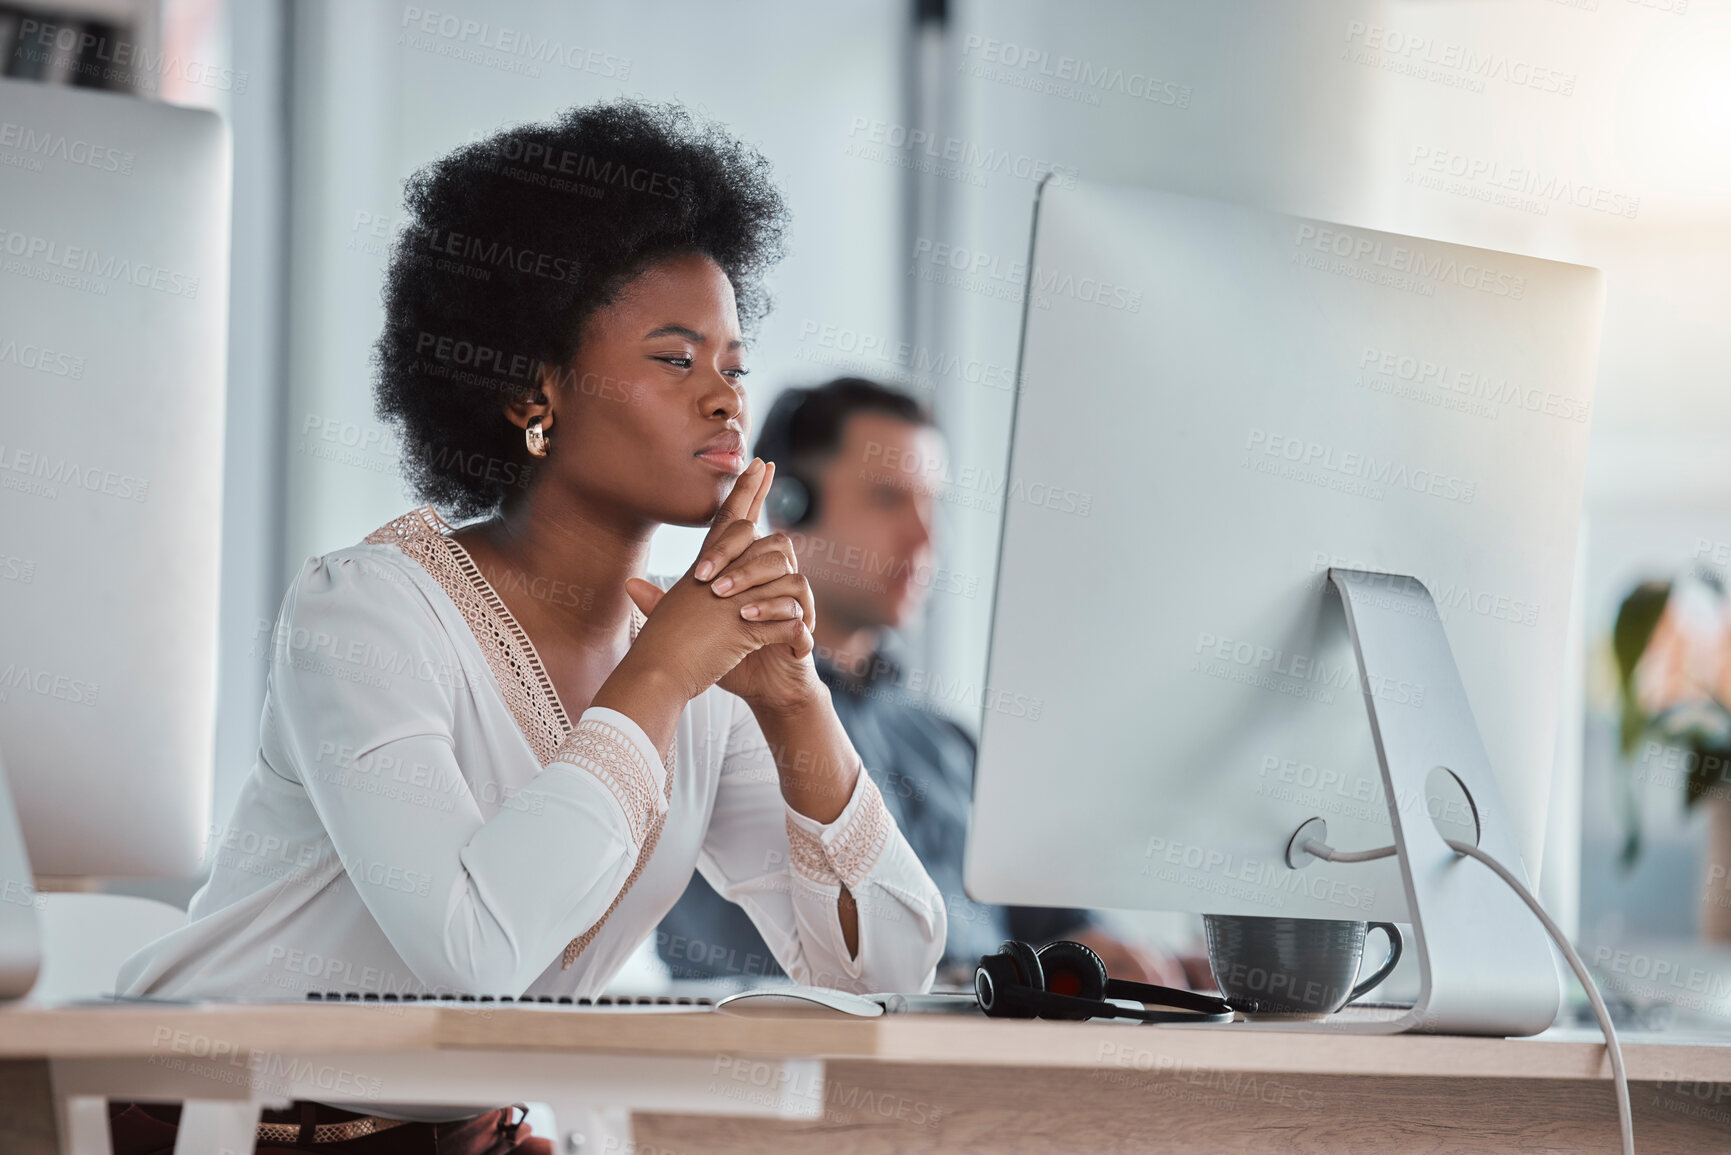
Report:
525,416,548,458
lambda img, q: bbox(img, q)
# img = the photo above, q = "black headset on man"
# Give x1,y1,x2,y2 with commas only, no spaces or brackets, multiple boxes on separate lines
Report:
757,386,1235,1025
754,384,824,529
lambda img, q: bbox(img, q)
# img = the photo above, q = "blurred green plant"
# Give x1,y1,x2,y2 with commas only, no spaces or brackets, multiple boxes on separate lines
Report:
1611,575,1731,868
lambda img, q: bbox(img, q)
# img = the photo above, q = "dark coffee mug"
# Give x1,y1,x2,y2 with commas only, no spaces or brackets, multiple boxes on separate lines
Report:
1202,915,1403,1016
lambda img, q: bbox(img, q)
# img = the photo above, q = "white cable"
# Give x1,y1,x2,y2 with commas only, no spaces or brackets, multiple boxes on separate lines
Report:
1301,835,1633,1155
1444,838,1633,1155
1299,837,1394,863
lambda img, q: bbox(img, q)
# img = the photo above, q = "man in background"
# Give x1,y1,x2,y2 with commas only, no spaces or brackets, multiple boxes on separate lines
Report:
656,377,1189,988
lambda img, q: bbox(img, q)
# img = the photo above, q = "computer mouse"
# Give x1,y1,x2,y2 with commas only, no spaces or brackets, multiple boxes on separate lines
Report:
713,985,885,1018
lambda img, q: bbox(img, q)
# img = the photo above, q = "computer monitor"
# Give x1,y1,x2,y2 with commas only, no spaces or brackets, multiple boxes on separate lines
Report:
964,178,1601,1031
0,79,230,877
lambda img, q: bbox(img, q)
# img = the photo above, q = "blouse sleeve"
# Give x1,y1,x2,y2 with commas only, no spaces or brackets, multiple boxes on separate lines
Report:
271,551,669,996
692,690,946,993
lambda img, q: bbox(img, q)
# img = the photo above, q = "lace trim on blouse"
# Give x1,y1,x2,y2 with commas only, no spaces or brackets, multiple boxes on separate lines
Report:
786,816,838,887
829,771,892,890
364,507,570,763
788,763,892,892
550,720,661,847
364,505,674,971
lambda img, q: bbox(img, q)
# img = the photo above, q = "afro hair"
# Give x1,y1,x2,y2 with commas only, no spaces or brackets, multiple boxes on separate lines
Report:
373,98,790,519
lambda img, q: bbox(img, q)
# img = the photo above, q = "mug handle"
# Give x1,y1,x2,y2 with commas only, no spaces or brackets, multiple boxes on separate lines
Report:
1346,922,1403,1005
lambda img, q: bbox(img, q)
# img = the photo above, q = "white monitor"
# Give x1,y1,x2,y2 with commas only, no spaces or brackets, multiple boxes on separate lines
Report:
965,178,1601,927
0,79,230,877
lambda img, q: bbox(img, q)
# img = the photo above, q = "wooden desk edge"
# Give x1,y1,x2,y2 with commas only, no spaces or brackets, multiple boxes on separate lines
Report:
867,1018,1731,1082
3,1005,1729,1084
0,1004,443,1058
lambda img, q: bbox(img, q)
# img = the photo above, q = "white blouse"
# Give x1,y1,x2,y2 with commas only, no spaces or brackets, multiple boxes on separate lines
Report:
118,506,946,1006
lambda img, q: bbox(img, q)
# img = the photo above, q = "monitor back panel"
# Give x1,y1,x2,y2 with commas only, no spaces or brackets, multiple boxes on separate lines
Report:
965,179,1601,921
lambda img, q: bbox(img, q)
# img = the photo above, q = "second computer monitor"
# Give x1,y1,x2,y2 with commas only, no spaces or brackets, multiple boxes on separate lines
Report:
965,179,1602,923
0,79,230,877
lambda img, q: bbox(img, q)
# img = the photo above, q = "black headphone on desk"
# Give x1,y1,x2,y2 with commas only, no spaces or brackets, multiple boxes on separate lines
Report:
975,939,1235,1024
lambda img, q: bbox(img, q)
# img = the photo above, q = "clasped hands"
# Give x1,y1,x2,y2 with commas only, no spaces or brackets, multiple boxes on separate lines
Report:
621,458,823,716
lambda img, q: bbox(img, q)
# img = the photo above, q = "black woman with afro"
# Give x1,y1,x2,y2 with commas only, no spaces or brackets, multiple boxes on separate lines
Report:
111,100,946,1152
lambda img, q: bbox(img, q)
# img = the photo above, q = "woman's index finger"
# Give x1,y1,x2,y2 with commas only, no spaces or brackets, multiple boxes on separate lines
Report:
710,457,763,533
745,460,773,526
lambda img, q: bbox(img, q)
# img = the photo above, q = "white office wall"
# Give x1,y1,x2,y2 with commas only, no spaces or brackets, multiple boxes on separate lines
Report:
208,0,290,856
917,0,1730,943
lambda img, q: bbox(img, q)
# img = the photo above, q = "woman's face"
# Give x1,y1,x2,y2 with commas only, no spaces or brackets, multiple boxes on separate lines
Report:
542,251,751,527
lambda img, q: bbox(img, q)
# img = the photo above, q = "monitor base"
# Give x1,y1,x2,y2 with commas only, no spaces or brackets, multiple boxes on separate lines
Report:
1314,569,1562,1037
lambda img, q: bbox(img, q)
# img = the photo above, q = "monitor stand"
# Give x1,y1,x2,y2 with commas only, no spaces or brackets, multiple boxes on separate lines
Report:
1212,569,1561,1037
